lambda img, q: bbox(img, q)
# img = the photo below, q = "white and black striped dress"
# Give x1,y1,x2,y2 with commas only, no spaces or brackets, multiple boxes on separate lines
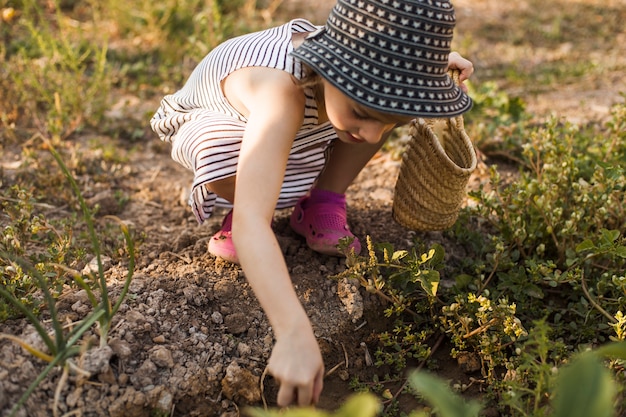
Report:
150,19,337,224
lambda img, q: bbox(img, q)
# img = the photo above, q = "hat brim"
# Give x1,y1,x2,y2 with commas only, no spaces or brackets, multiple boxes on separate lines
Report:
291,34,473,118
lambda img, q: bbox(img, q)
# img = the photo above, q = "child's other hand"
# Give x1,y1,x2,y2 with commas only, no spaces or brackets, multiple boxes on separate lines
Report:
267,325,324,407
447,51,474,93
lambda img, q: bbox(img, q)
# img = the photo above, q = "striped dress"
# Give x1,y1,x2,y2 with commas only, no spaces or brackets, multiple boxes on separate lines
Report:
150,19,337,224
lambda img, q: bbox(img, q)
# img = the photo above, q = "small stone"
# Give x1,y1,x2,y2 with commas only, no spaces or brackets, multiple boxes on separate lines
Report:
213,280,235,298
66,387,83,408
338,369,350,381
109,338,132,358
156,390,174,413
131,360,157,387
99,366,117,385
118,373,129,386
82,255,113,275
150,347,174,368
337,278,364,321
152,335,166,344
211,311,224,324
71,300,90,315
237,343,251,357
126,310,147,325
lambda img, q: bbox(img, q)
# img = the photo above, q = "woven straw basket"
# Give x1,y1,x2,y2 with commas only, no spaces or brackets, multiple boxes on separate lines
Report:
392,71,477,231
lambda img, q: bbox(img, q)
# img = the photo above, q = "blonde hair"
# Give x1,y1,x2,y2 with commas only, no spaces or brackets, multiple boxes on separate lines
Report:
295,63,323,91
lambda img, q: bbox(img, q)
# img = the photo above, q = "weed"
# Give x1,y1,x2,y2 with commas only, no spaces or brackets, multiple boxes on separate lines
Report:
248,341,626,417
0,184,78,320
0,139,136,417
3,0,109,140
335,237,443,373
440,293,527,381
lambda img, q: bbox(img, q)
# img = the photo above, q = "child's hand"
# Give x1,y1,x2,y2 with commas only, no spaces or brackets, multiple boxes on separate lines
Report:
267,324,325,407
447,51,474,93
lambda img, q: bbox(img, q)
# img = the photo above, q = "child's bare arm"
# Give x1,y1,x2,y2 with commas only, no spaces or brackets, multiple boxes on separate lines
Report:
226,67,325,406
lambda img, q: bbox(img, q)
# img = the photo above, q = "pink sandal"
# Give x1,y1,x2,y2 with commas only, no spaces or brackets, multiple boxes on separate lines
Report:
290,191,361,256
208,210,239,264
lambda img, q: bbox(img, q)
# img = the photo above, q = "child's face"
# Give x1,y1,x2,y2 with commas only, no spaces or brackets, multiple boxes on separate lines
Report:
322,80,413,145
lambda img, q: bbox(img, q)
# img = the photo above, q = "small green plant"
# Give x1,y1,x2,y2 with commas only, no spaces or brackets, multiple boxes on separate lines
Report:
0,184,78,320
338,236,443,308
0,139,136,417
494,320,567,416
246,342,626,417
335,237,444,372
439,292,527,381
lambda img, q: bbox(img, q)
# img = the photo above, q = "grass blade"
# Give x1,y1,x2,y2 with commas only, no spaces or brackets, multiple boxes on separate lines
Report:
0,284,56,353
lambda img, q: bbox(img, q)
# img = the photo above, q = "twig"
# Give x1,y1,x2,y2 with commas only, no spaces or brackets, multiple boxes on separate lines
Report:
162,251,192,264
53,364,70,417
581,270,617,324
463,318,499,339
325,362,344,377
354,320,367,331
477,255,500,294
260,366,269,410
360,342,373,366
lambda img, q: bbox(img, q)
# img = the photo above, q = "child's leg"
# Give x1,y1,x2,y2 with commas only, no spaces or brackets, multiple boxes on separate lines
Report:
314,140,385,193
206,176,236,203
290,139,386,255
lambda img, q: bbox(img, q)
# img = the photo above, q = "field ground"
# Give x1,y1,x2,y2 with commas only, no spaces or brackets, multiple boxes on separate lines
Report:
1,0,625,416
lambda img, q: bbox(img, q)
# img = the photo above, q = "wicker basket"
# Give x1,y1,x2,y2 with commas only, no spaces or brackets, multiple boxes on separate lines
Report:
392,71,477,231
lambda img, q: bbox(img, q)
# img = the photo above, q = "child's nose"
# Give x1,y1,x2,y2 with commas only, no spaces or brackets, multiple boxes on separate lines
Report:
360,121,395,144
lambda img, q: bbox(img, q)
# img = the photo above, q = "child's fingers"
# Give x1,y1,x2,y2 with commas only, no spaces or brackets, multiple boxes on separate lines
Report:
276,383,297,407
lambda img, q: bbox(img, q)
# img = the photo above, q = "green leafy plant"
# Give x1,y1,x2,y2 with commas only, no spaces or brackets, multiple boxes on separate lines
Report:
463,102,626,339
439,292,527,381
0,184,78,320
0,140,136,417
335,237,444,372
408,342,626,417
247,342,626,417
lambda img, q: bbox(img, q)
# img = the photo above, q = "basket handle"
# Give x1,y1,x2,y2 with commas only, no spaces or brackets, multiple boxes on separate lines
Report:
448,69,466,131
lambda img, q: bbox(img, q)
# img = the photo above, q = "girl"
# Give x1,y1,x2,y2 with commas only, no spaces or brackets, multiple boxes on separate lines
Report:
151,0,473,407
